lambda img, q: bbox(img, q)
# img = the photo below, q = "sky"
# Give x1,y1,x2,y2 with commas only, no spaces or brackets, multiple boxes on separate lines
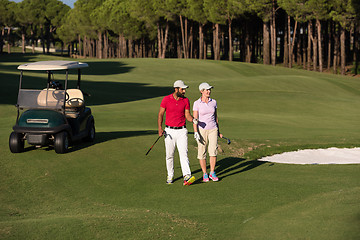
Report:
12,0,76,8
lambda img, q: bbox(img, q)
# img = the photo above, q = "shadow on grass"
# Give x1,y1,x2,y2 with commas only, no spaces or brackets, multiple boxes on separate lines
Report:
0,71,172,106
174,157,266,185
68,130,157,153
215,157,266,179
18,130,157,153
0,53,45,62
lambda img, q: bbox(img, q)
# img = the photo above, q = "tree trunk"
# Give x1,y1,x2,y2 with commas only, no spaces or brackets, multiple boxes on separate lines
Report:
217,23,221,60
204,39,207,59
212,24,216,60
129,39,133,58
333,24,339,74
7,27,11,54
185,18,188,58
228,18,233,61
289,18,298,68
40,25,45,54
340,26,346,75
297,25,302,66
312,27,318,71
354,24,359,75
270,0,276,66
213,23,221,60
77,35,81,56
179,15,186,58
46,24,51,54
307,22,312,70
176,31,182,58
302,23,306,69
157,21,169,59
316,19,323,72
31,28,35,54
0,28,3,53
104,32,108,59
245,26,251,63
119,34,125,58
117,35,121,58
98,31,102,59
90,39,95,58
283,15,289,67
162,22,169,58
199,24,204,59
22,30,26,54
68,43,71,57
263,21,270,65
157,23,162,58
188,22,193,58
83,35,87,57
327,21,332,70
123,37,128,58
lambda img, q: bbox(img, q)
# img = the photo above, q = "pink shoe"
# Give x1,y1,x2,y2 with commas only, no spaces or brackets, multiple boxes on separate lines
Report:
203,173,209,182
209,172,218,182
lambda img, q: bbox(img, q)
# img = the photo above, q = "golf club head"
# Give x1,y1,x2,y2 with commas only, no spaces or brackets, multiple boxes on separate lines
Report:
223,137,231,145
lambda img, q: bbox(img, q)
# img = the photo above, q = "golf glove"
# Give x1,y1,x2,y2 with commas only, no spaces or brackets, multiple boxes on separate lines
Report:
192,118,198,125
194,132,200,141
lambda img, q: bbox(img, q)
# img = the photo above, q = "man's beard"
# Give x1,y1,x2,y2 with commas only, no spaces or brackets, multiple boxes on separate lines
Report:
176,91,185,98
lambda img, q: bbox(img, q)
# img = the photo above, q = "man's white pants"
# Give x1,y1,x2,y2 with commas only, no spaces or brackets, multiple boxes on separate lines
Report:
164,127,191,178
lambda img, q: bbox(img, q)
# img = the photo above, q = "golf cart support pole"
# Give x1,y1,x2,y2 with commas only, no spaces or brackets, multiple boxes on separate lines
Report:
62,70,69,115
47,71,51,88
16,71,23,124
77,69,81,89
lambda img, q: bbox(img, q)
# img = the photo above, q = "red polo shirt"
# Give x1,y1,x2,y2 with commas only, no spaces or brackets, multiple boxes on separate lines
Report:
160,94,190,127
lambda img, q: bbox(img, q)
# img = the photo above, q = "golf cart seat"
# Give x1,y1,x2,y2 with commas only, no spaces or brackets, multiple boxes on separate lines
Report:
37,89,65,108
65,89,85,118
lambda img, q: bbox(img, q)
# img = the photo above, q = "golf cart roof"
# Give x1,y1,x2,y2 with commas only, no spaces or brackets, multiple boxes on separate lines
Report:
18,61,88,71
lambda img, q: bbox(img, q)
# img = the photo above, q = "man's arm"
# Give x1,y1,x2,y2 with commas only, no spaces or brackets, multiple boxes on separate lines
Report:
158,107,165,136
185,109,194,123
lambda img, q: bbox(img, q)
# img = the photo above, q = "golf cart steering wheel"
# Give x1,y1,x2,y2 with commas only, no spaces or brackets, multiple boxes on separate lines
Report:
51,89,69,101
67,98,84,106
65,92,69,101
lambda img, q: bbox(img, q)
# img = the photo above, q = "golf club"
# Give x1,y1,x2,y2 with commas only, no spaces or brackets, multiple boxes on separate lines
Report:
145,133,164,155
222,136,231,144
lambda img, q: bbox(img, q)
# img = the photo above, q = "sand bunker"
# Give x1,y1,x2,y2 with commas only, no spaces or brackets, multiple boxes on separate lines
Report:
258,147,360,164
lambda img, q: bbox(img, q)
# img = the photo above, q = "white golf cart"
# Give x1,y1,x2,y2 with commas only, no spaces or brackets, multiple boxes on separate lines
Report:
9,60,95,154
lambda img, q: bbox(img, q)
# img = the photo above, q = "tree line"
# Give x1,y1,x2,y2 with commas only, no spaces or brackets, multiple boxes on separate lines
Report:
1,0,359,75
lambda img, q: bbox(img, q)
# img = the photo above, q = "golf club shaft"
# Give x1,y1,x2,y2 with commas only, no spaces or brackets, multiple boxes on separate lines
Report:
145,135,162,155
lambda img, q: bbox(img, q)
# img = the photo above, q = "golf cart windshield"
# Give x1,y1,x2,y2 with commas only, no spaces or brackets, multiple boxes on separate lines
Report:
16,61,88,110
17,89,66,110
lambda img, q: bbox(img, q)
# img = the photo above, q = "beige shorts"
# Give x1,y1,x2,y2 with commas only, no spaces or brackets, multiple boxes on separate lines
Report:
197,128,218,159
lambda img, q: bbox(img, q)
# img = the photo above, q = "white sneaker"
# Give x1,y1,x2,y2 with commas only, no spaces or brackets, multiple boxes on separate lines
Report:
166,176,173,184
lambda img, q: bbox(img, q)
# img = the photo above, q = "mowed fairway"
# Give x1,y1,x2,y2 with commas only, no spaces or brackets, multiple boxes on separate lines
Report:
1,54,360,239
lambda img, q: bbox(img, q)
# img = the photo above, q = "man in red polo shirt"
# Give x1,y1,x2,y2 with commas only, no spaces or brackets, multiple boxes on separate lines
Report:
158,80,198,186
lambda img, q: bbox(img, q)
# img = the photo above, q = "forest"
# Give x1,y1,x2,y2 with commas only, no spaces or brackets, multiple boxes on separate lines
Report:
1,0,359,75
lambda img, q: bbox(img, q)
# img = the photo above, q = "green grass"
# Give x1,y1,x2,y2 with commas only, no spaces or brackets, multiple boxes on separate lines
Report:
1,53,360,239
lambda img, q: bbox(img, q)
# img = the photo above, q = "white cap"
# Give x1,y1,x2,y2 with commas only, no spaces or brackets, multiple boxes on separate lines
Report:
173,80,188,89
199,82,213,91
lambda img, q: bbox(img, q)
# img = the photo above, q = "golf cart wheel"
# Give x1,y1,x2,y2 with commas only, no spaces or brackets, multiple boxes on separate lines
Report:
54,131,69,154
84,121,95,142
9,132,24,153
